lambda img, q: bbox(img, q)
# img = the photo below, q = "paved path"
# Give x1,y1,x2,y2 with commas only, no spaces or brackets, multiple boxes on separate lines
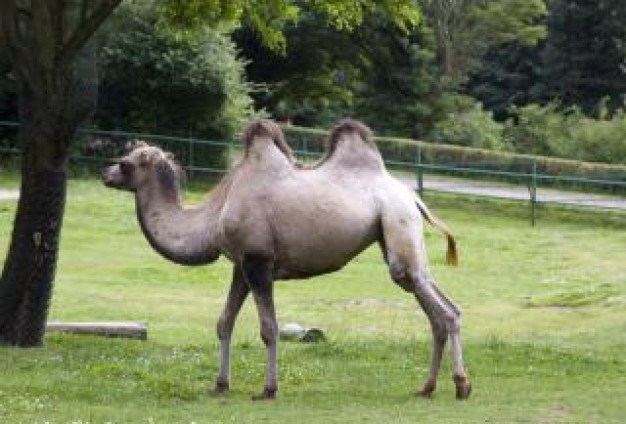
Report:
395,174,626,210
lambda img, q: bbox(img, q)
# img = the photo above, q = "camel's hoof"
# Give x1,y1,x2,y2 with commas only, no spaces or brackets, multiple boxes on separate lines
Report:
212,379,230,396
417,379,437,398
252,386,277,401
453,374,471,400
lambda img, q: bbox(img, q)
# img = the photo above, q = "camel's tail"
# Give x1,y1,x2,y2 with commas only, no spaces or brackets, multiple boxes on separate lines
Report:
415,198,459,266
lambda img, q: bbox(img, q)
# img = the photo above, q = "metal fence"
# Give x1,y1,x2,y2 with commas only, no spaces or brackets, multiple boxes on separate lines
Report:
1,121,625,225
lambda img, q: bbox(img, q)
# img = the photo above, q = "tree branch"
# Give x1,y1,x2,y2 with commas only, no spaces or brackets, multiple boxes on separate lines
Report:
57,0,122,67
0,1,44,93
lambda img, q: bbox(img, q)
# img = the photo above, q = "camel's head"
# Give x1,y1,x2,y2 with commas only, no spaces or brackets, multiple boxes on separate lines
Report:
102,141,181,194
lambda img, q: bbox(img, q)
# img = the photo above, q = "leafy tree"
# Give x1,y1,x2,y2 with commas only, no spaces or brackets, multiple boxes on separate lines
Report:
96,4,252,140
233,16,360,127
424,0,547,87
236,13,444,136
161,0,421,51
352,17,442,137
541,0,626,115
464,41,547,121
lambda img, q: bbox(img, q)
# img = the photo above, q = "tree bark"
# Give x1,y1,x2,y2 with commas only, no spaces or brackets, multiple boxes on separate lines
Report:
0,86,74,346
0,159,67,346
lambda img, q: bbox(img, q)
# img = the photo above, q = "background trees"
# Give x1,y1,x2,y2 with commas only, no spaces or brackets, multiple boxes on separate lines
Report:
540,0,626,115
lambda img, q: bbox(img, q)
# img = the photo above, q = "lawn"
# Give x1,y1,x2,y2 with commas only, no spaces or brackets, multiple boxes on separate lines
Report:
0,175,625,423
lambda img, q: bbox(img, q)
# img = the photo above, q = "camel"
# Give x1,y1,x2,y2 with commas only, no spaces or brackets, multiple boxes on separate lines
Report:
102,119,471,400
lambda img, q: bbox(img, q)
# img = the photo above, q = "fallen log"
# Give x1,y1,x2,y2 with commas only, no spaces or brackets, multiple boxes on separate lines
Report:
46,321,148,340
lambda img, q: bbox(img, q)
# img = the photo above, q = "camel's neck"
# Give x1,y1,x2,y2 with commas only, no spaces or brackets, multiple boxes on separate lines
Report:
135,176,220,266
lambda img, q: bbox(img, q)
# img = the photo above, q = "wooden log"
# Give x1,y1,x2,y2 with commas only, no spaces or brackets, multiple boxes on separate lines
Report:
46,321,148,340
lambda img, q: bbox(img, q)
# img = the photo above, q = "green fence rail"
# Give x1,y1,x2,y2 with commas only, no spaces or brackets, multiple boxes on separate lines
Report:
1,121,625,225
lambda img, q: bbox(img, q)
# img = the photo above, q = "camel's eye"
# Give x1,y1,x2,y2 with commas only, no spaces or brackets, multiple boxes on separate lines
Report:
120,161,134,176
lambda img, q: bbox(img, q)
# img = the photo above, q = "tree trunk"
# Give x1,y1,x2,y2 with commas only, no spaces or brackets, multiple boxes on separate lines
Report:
0,114,71,347
0,60,92,346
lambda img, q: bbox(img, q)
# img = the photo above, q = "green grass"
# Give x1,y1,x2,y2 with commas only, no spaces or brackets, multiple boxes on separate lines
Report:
1,176,625,423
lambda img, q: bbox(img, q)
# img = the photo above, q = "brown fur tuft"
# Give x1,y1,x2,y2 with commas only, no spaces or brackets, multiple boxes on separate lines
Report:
327,118,374,154
415,199,459,266
242,119,294,161
305,118,375,169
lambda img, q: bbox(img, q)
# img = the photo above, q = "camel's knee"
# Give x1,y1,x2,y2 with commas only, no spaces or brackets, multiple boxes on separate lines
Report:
217,314,229,341
259,317,277,347
429,306,461,338
388,260,414,292
442,308,462,334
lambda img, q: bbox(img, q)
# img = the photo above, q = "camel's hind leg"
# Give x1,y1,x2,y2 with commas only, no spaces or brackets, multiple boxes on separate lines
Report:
414,269,470,399
215,265,250,394
382,225,470,399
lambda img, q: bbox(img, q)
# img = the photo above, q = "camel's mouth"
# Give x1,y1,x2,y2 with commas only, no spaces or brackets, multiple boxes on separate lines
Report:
101,165,129,190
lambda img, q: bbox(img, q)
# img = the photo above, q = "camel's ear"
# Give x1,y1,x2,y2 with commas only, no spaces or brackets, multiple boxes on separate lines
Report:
138,150,151,167
165,152,175,161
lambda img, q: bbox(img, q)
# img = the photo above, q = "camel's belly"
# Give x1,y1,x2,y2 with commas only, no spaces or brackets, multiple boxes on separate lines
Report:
272,223,379,280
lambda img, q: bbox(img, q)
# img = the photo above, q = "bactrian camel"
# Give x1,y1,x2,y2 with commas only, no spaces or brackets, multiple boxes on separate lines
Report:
102,119,471,400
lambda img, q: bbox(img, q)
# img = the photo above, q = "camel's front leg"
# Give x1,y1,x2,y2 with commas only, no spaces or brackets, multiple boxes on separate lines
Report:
214,266,250,395
242,254,278,400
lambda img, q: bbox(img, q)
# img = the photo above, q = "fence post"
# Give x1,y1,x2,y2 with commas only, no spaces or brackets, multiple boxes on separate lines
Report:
188,135,195,181
415,142,424,195
530,160,537,226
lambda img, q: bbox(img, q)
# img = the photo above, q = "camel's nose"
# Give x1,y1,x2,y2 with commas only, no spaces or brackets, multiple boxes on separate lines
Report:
101,166,115,186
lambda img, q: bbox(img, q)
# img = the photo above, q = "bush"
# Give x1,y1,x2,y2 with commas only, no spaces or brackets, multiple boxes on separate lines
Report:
429,102,507,150
505,102,626,164
504,102,571,155
553,112,626,164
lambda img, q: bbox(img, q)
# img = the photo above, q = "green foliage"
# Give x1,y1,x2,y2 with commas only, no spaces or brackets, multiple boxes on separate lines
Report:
551,109,626,164
96,3,253,140
505,102,626,164
465,41,547,120
424,0,547,86
429,99,507,150
504,102,571,156
234,20,359,127
469,0,547,45
352,18,442,137
542,0,626,115
235,9,432,133
160,0,421,51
